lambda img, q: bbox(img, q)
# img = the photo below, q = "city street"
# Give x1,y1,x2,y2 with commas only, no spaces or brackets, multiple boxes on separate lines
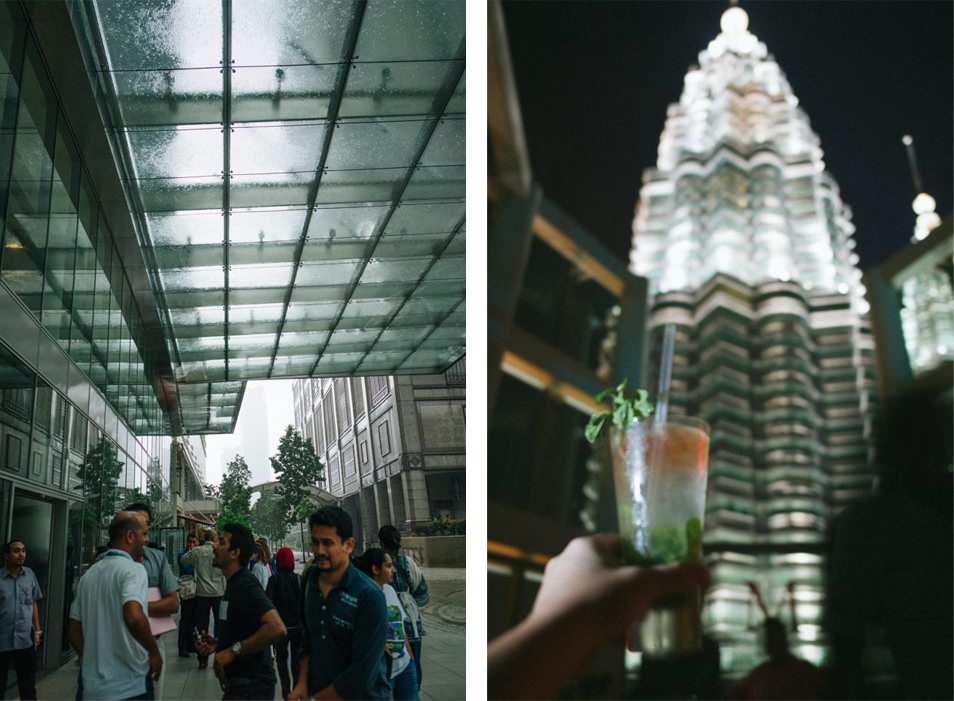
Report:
32,567,465,701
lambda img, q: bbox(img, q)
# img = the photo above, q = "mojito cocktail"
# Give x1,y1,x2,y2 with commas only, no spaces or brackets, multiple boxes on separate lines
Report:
610,415,710,654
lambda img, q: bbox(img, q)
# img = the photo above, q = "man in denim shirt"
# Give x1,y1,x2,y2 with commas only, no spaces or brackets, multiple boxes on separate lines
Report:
288,508,389,701
0,539,42,699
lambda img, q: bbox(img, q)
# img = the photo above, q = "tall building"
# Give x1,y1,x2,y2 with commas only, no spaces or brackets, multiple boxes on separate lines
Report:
630,7,878,674
292,357,465,548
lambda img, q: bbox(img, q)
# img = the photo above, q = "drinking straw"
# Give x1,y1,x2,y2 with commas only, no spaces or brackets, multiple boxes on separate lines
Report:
655,323,677,427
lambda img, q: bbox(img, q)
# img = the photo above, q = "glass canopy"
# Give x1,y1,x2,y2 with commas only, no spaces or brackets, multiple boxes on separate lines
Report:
81,0,465,432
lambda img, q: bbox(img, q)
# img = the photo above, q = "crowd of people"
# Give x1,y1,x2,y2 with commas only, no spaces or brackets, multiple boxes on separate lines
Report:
0,503,430,701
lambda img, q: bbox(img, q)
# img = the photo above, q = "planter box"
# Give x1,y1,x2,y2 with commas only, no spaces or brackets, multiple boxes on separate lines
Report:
402,535,465,568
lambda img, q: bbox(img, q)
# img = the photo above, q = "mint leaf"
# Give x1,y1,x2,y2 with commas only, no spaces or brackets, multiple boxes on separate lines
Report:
584,381,655,444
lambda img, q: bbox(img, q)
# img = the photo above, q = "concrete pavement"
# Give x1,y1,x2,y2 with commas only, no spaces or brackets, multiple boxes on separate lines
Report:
31,567,465,700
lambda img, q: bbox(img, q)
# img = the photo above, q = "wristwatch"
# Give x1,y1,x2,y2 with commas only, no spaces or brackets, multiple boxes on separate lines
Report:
230,641,242,656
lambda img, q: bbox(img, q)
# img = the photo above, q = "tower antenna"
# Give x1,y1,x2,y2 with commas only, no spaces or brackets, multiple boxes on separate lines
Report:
901,134,924,195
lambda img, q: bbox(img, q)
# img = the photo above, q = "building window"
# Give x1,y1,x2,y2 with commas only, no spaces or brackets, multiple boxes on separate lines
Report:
360,441,369,464
342,443,356,477
378,421,391,456
322,391,335,443
368,376,389,407
329,454,340,489
5,435,21,471
351,378,365,417
334,379,351,431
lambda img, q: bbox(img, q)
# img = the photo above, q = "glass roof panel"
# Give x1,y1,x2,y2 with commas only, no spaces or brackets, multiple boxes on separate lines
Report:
325,119,430,170
307,204,390,241
229,263,295,289
146,210,224,246
112,69,223,127
137,176,223,212
445,69,465,114
296,260,360,286
338,60,458,118
423,255,465,283
230,173,312,207
314,167,407,205
386,201,464,235
353,0,465,62
232,65,336,123
229,242,298,266
160,266,225,291
230,123,327,175
93,0,223,71
419,118,465,166
83,0,465,433
374,234,446,259
231,0,353,66
229,207,308,244
360,257,431,285
126,126,223,179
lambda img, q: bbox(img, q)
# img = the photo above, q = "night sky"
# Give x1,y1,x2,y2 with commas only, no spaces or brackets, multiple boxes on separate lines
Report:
501,1,953,271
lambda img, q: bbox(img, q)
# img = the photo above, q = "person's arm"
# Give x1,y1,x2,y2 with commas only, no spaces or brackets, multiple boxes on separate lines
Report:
123,600,162,680
32,601,40,648
406,556,429,607
67,619,83,656
148,558,180,616
287,653,311,700
488,534,708,700
214,608,286,672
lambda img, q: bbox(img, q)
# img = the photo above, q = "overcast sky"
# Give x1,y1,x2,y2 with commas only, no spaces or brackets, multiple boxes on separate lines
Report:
203,379,296,488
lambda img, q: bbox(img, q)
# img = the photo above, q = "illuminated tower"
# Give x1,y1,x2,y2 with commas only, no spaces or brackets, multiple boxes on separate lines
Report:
629,6,879,675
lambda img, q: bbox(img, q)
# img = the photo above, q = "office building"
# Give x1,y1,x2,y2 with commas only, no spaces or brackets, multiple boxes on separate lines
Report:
629,6,877,673
293,357,466,548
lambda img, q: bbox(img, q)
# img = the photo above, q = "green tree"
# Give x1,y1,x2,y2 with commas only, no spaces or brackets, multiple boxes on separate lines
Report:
219,454,253,516
271,425,324,552
74,437,123,548
217,508,252,533
249,492,288,545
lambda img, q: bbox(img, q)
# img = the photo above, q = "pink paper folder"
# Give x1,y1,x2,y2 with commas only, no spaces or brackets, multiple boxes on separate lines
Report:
147,587,176,636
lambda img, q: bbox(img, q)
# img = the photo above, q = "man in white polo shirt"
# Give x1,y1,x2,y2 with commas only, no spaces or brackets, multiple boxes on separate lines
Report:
68,511,162,700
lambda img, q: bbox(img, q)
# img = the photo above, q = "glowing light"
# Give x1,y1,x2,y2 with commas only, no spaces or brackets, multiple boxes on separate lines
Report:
721,7,749,35
901,134,913,146
912,192,937,215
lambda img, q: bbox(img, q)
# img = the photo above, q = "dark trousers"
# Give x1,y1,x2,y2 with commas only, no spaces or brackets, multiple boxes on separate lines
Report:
410,640,423,690
0,645,36,700
222,678,274,700
178,596,197,653
194,595,222,664
275,627,302,699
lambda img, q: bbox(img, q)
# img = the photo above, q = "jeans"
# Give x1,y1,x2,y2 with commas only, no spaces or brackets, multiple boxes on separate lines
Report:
275,626,302,699
390,660,419,701
0,645,36,700
409,639,423,690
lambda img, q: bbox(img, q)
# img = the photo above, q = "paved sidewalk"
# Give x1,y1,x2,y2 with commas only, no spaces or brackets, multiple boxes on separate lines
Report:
32,567,465,700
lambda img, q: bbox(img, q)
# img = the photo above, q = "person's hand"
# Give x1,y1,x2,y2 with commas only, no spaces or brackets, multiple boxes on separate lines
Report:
195,632,217,657
212,649,234,683
528,534,709,646
148,650,162,681
286,680,309,700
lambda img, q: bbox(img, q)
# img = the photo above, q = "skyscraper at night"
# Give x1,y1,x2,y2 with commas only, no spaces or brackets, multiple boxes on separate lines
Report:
630,6,879,674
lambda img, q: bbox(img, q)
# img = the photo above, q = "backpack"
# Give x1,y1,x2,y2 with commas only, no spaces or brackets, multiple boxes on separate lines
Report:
391,554,429,639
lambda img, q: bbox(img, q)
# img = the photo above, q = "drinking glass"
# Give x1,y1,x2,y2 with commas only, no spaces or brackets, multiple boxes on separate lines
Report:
609,415,710,655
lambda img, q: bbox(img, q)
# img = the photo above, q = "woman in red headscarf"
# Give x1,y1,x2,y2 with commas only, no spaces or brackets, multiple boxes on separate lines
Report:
266,547,301,700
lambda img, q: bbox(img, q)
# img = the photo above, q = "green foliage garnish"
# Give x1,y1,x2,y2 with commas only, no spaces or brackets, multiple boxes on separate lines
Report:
584,379,654,444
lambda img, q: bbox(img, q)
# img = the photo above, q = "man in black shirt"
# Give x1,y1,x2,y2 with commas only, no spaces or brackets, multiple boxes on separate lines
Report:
196,523,286,700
